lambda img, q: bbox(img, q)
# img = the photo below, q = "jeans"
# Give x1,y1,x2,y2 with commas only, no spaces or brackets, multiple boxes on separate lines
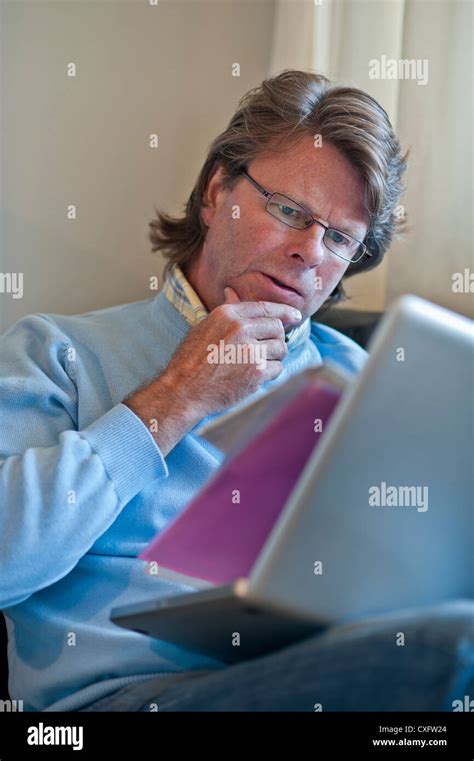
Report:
77,600,474,712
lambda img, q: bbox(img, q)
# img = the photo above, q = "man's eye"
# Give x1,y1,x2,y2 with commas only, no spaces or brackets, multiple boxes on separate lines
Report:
278,204,299,217
328,230,350,246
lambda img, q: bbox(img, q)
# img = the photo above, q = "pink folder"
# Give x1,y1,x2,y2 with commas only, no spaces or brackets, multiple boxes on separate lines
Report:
140,378,342,584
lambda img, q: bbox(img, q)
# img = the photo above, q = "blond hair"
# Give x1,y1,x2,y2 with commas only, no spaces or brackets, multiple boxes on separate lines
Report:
149,69,408,309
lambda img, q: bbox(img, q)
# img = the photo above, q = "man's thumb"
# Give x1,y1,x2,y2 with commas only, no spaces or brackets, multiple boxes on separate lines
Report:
223,286,241,304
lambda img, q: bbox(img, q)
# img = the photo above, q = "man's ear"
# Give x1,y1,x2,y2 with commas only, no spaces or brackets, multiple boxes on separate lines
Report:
201,163,227,227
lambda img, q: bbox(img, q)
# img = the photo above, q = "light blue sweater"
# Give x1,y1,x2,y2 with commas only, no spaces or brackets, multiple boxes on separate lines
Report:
0,291,367,711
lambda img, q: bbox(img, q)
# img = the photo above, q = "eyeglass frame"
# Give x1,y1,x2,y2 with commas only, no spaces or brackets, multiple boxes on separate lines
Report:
240,169,371,264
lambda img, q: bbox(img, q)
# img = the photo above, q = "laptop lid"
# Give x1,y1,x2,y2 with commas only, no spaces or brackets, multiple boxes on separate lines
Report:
246,295,473,623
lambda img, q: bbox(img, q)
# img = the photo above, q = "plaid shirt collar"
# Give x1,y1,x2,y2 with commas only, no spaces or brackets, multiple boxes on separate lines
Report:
162,264,311,349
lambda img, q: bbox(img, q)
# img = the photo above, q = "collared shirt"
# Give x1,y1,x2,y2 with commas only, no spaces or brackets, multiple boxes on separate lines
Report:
162,263,311,349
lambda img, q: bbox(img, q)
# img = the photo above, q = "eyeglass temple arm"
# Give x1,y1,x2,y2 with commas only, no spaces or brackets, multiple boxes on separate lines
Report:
241,170,272,199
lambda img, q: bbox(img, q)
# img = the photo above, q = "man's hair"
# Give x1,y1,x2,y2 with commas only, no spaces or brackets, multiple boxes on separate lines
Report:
149,69,409,310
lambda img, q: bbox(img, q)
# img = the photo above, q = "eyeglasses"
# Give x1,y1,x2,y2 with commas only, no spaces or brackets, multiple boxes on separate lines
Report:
241,169,371,264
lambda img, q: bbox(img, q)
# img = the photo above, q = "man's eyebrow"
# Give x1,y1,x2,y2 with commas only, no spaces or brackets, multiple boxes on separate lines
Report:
283,189,366,239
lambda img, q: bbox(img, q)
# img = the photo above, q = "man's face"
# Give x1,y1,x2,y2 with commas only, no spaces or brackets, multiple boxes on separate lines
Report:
186,135,370,328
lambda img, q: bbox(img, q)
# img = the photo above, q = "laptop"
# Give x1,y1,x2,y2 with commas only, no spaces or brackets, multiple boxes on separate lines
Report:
111,295,473,663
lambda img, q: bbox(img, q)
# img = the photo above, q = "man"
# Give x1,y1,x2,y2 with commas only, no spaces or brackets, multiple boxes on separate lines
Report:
0,70,472,712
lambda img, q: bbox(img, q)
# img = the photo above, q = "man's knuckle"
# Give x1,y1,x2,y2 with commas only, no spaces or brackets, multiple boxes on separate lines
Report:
214,304,230,318
272,317,283,334
228,318,243,336
257,300,270,317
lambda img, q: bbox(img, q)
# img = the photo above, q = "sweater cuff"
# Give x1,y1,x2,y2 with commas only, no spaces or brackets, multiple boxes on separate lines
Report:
79,403,168,505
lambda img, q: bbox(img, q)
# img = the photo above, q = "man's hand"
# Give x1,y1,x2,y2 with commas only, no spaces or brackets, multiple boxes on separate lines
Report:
163,286,301,415
123,289,302,455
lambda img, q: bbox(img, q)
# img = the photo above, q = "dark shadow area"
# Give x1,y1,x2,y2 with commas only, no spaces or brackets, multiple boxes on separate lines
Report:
0,612,10,700
315,307,384,349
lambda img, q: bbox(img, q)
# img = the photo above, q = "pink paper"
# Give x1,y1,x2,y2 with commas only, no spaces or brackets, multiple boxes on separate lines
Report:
140,379,342,584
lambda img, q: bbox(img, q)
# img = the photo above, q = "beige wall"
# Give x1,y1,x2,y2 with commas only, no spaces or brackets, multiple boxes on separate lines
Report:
385,0,473,319
0,0,275,332
3,0,470,332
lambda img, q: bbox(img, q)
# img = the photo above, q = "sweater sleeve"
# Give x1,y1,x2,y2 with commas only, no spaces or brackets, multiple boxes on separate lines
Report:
0,314,168,609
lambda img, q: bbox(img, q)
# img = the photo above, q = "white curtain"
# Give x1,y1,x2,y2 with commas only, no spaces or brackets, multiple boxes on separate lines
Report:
268,0,473,318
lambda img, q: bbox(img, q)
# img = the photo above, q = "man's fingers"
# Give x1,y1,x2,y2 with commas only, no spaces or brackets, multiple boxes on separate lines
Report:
220,289,302,329
259,359,284,382
247,316,286,341
224,286,241,304
259,338,288,361
232,299,302,326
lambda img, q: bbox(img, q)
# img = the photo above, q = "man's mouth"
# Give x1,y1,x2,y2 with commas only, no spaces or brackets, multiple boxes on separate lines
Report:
262,273,302,296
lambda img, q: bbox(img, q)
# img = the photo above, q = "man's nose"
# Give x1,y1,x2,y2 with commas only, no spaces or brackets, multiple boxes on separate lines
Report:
287,222,327,268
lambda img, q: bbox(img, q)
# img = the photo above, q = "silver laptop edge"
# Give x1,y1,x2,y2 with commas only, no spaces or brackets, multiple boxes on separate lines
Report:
246,294,473,621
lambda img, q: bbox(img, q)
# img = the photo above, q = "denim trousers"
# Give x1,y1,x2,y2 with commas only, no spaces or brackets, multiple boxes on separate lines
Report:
77,600,474,712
